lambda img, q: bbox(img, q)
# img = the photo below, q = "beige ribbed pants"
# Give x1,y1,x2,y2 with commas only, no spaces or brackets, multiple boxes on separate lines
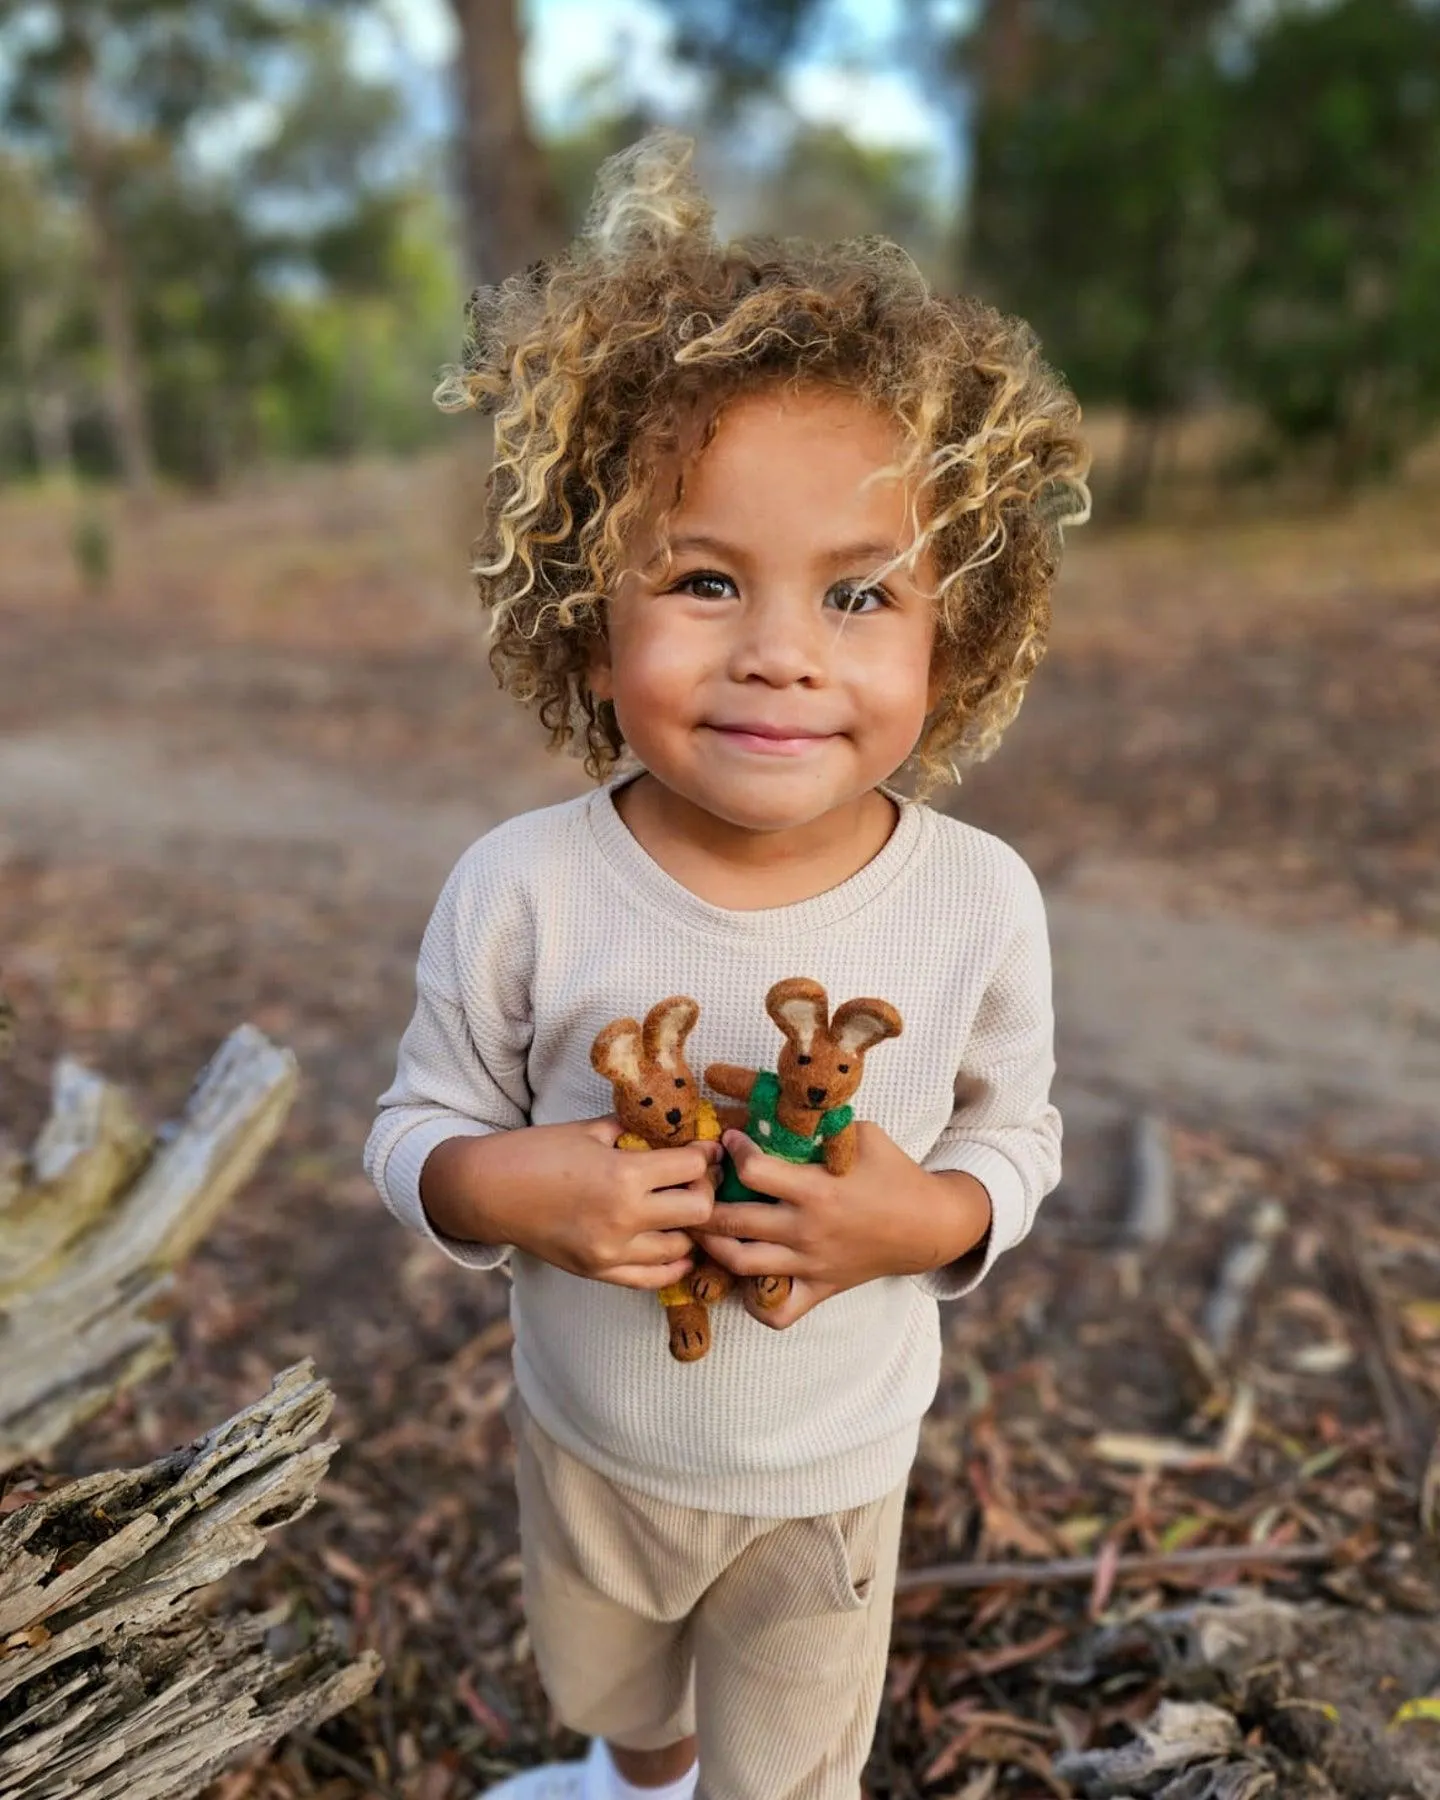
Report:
511,1400,906,1800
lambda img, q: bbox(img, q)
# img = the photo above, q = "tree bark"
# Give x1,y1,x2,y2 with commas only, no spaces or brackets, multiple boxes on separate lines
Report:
450,0,565,286
0,1362,380,1799
63,58,157,498
0,1020,376,1795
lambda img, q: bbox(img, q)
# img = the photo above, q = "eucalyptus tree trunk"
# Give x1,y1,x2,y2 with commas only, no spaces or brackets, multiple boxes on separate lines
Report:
450,0,566,286
63,57,156,498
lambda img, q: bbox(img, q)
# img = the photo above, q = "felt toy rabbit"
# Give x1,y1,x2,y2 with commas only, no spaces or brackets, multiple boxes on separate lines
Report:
590,996,731,1362
704,978,903,1312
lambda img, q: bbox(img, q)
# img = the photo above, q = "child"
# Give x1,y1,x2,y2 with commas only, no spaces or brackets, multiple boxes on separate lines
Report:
365,132,1089,1800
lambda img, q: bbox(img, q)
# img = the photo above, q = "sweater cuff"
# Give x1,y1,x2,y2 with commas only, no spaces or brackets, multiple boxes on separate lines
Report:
915,1142,1029,1300
380,1117,511,1271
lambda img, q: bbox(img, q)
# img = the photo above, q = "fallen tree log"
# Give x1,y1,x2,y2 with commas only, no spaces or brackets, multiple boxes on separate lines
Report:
0,1024,298,1471
0,1360,381,1798
1,1014,379,1795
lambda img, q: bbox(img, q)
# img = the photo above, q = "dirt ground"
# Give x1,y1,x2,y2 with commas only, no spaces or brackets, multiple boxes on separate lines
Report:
1,453,1438,1797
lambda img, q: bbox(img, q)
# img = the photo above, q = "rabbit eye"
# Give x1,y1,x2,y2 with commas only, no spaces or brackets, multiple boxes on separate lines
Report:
838,1063,850,1073
640,1096,653,1107
674,1078,686,1088
796,1054,812,1066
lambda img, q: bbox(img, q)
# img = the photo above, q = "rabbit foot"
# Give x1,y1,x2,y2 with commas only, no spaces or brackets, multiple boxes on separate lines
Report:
689,1256,735,1305
666,1301,711,1362
748,1274,792,1311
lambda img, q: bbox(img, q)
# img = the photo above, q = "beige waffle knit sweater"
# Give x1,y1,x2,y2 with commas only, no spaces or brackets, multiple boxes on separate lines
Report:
365,778,1061,1516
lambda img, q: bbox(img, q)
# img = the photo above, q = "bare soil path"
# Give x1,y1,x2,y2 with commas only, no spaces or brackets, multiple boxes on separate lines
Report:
2,719,1438,1163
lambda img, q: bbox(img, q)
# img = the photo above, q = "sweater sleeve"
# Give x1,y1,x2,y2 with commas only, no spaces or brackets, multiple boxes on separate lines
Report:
916,862,1062,1300
363,839,534,1270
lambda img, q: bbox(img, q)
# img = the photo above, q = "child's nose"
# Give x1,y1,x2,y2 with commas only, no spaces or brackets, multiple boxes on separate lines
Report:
728,589,827,686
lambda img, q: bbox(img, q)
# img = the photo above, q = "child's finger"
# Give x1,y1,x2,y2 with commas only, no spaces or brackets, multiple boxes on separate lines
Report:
702,1200,799,1244
636,1174,721,1229
603,1258,696,1291
695,1234,803,1278
637,1141,724,1190
625,1228,699,1264
720,1131,821,1203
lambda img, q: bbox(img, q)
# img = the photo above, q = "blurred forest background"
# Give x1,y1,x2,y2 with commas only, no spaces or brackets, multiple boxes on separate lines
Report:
3,5,1440,1798
2,0,1439,514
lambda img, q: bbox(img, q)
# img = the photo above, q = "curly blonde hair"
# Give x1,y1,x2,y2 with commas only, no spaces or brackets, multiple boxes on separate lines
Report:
437,132,1090,791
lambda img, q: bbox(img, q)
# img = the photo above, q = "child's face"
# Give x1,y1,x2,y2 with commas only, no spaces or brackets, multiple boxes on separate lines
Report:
590,385,938,835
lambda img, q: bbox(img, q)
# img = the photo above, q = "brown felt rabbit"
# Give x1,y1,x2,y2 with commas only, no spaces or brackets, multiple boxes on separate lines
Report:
590,996,731,1362
704,978,903,1313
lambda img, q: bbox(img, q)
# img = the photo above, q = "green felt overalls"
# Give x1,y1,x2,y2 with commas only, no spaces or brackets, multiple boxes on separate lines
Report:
716,1070,854,1203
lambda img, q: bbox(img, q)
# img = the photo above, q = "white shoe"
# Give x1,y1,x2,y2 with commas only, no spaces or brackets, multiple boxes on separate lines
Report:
478,1739,600,1798
477,1763,589,1799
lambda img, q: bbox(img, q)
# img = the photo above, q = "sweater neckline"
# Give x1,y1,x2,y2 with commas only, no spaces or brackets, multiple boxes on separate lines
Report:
586,773,931,940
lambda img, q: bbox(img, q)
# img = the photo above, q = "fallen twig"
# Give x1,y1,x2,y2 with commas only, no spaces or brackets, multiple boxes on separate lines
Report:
1124,1112,1175,1247
1203,1199,1286,1355
895,1538,1333,1594
1329,1213,1427,1480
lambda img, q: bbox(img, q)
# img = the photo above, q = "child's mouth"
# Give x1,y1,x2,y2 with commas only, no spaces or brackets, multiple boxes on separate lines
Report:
704,724,833,757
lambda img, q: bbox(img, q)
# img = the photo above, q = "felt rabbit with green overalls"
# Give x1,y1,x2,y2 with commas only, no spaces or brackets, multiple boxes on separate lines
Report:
701,977,904,1313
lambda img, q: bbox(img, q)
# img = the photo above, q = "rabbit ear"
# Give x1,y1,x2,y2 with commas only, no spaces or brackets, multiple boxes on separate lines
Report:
643,995,700,1070
591,1019,644,1090
830,998,904,1056
766,979,829,1054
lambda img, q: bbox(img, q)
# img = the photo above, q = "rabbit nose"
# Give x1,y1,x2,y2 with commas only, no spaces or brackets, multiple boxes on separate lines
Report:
666,1108,682,1126
807,1085,827,1107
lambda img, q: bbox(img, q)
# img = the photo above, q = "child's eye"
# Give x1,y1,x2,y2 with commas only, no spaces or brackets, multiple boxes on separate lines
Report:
826,581,888,615
673,570,736,601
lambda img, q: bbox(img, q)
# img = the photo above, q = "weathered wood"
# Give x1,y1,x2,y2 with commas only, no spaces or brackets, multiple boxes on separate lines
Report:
0,1026,298,1472
1123,1111,1176,1246
0,1362,381,1798
1054,1700,1263,1799
1203,1199,1286,1356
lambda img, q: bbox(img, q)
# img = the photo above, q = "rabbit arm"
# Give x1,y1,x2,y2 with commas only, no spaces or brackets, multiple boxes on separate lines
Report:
820,1120,858,1176
705,1062,758,1101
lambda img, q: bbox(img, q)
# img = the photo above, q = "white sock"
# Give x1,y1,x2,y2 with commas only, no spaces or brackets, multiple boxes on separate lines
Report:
583,1737,698,1800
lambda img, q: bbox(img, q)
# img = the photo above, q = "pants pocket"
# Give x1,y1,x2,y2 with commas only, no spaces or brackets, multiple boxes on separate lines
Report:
822,1500,883,1610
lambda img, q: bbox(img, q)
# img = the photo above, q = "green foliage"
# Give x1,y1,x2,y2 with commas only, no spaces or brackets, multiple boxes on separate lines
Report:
0,1,460,488
767,127,946,271
654,0,828,111
1213,0,1440,475
967,0,1440,494
969,3,1228,425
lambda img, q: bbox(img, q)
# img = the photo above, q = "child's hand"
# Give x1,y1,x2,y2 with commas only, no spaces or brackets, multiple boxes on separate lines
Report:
695,1124,992,1328
421,1119,721,1290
